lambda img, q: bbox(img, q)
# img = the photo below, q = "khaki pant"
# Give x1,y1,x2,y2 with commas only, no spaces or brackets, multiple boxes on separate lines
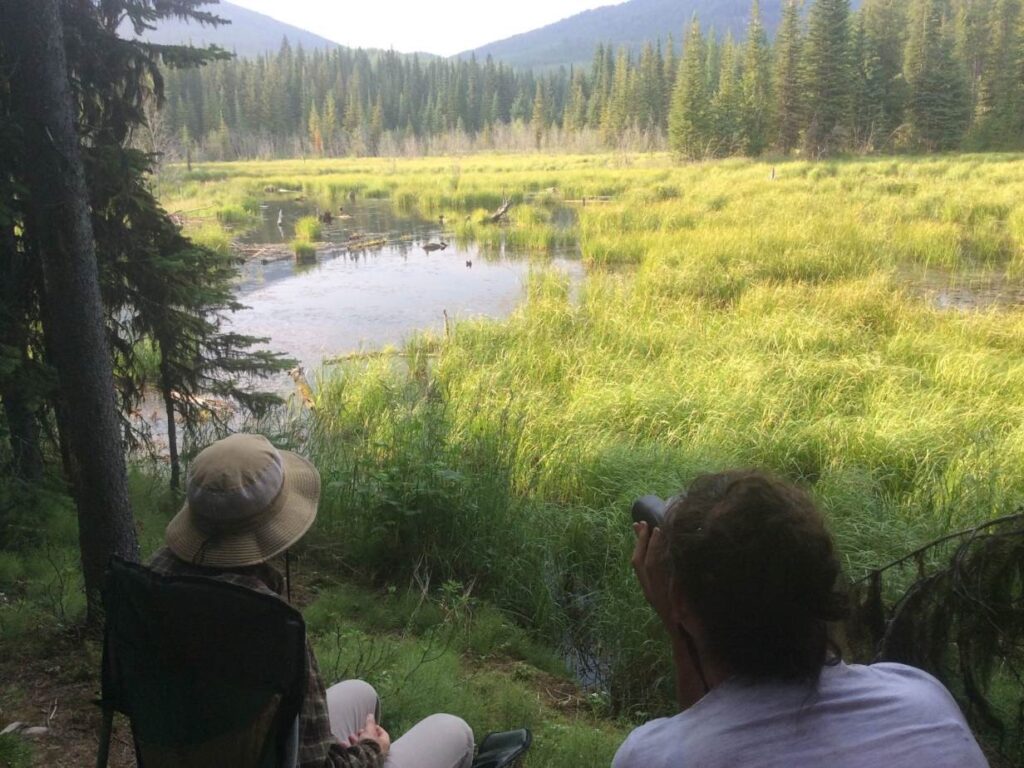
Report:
326,680,474,768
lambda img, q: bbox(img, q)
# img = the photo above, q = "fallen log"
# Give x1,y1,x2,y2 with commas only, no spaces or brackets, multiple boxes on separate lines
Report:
485,198,514,224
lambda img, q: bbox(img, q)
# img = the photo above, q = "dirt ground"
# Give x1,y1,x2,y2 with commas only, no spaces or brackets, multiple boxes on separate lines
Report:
0,630,136,767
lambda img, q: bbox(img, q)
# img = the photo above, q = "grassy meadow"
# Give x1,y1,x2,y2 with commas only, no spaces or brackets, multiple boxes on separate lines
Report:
159,151,1024,716
4,152,1024,764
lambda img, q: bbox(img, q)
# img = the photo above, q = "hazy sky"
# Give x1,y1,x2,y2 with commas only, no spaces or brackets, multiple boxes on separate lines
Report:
225,0,615,56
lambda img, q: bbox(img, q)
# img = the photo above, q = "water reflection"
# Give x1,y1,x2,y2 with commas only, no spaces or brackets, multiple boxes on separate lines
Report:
902,268,1024,312
229,200,583,376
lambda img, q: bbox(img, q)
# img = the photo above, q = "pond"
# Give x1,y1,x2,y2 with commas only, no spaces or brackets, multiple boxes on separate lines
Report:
902,267,1024,312
229,199,582,378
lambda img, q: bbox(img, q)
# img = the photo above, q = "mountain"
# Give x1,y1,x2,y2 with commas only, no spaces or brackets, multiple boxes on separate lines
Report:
121,1,341,58
463,0,785,70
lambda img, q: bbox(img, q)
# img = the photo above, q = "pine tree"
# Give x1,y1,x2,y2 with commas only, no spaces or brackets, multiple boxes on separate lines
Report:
955,0,996,111
804,0,853,155
602,48,633,145
775,0,806,153
564,69,588,133
712,34,744,156
905,0,971,149
860,0,910,148
741,0,775,155
322,91,338,155
669,17,711,159
973,0,1023,147
531,80,547,149
308,99,323,155
637,43,665,134
663,34,679,122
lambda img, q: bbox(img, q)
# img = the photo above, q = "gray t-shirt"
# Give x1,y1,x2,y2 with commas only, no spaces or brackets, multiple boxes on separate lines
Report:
612,662,988,768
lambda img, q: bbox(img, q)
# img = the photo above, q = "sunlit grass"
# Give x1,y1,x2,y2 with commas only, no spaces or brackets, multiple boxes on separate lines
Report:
158,151,1024,718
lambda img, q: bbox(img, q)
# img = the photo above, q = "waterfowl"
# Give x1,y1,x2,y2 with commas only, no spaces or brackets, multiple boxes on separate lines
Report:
423,241,448,253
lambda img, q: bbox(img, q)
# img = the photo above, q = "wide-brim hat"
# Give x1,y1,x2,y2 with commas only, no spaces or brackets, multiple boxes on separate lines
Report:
166,433,321,568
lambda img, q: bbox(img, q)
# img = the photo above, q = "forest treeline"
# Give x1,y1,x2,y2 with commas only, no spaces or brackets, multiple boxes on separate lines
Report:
164,0,1024,160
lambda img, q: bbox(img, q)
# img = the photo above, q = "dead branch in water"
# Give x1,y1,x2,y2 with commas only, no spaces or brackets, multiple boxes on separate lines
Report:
485,198,514,223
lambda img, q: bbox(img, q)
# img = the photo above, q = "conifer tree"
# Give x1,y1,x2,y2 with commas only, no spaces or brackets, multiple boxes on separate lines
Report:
322,91,338,154
669,17,711,159
804,0,853,154
637,43,666,133
663,34,679,120
905,0,971,149
741,0,775,155
955,0,995,110
973,0,1023,147
775,0,806,153
564,70,588,133
860,0,910,148
705,29,722,94
712,34,744,156
602,48,633,145
308,100,323,155
531,80,548,149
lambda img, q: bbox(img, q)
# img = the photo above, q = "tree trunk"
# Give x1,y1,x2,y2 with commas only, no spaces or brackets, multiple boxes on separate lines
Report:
0,224,44,481
0,0,139,621
158,345,181,492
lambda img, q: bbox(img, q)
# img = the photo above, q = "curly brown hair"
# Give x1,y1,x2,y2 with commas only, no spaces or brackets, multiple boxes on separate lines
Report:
665,470,848,681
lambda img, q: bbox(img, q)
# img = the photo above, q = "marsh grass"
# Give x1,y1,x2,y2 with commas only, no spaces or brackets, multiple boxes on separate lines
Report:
305,582,626,767
294,215,323,242
293,240,317,263
159,152,1024,725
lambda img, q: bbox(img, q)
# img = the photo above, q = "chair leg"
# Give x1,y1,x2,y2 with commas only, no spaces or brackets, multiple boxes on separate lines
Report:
96,707,114,768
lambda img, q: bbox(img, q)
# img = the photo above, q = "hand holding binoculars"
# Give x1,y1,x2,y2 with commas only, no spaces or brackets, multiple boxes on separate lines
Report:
631,494,683,529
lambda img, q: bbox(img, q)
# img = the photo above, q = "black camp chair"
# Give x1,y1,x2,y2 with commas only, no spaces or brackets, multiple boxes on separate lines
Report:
97,558,531,768
97,557,306,768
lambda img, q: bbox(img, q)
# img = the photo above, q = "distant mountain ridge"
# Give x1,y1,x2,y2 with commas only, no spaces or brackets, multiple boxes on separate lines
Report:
121,1,342,58
463,0,785,70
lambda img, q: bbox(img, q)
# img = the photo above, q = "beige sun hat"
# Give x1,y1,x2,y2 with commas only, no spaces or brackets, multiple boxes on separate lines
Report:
165,433,321,568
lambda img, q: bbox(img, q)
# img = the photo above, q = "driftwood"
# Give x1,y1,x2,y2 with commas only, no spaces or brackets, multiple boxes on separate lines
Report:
347,237,387,250
485,198,514,224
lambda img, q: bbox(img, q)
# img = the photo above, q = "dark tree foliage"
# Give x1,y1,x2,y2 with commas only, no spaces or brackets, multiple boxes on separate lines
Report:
1,0,289,555
848,513,1024,764
803,0,852,155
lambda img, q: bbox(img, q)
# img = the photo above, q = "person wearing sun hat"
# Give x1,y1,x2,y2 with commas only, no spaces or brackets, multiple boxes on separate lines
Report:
149,433,475,768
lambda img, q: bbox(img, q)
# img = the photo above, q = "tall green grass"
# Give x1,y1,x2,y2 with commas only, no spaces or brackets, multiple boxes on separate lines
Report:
160,152,1024,721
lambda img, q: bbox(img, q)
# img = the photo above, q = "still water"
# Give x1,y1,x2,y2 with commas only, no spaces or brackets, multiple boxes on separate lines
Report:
228,200,582,375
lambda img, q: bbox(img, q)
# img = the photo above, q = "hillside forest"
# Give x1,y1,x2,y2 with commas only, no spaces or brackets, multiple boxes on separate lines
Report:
163,0,1024,160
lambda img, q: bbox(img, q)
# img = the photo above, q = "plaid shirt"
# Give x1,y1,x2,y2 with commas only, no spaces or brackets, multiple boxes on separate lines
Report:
148,548,384,768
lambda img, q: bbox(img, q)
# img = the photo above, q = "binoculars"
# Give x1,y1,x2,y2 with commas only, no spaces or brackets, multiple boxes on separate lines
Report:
631,494,683,530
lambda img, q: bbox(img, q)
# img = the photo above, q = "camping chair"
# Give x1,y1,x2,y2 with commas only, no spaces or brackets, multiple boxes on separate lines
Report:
96,557,532,768
96,557,307,768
